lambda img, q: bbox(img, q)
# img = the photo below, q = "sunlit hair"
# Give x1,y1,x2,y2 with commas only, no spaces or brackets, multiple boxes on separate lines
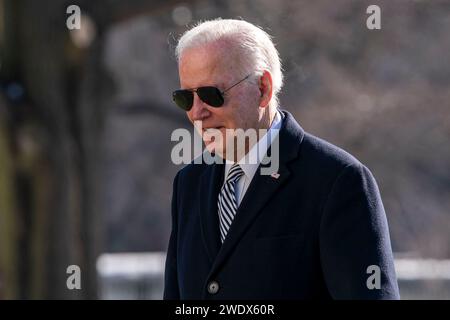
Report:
175,18,284,108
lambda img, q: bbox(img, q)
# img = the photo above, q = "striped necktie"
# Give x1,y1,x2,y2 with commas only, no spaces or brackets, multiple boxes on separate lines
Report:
217,163,244,243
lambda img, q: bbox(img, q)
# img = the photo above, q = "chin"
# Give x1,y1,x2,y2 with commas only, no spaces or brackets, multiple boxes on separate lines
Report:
204,140,218,153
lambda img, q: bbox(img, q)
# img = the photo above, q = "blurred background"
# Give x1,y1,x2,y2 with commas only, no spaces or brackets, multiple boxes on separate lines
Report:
0,0,449,299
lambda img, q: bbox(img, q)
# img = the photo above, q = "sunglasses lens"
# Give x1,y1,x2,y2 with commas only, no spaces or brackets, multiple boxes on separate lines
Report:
172,90,194,111
197,87,224,107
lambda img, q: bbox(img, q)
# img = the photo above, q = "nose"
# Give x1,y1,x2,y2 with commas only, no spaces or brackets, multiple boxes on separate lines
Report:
189,92,211,121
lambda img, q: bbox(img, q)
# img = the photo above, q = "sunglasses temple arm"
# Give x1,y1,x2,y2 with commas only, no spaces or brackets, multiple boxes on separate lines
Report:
221,74,251,94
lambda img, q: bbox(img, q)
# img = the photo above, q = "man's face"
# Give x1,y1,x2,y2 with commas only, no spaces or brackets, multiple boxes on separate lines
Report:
178,42,261,160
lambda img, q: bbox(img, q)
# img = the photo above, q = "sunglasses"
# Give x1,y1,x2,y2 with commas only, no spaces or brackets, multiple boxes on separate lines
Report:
172,74,251,111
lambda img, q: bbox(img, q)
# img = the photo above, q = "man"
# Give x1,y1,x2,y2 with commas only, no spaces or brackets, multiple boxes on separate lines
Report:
164,18,399,299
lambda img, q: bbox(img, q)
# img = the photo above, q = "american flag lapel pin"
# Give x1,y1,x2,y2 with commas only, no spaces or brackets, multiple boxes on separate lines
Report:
270,172,280,179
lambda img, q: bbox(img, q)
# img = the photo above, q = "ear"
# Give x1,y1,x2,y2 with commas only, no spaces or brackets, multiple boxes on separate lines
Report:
258,70,273,108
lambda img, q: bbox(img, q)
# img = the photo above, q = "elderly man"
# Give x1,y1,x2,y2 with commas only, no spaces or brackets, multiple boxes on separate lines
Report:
164,18,399,299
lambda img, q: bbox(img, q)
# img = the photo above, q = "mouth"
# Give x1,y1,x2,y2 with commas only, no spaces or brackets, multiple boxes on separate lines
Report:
202,126,226,146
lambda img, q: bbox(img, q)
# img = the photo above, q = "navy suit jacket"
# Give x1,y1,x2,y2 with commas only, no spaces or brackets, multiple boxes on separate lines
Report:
164,110,400,299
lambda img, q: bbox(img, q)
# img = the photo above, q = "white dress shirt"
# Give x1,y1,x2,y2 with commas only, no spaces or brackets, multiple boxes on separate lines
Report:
223,110,283,206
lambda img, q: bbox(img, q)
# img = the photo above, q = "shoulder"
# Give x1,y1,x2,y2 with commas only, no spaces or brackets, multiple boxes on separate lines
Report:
285,125,374,188
296,133,379,200
280,110,364,173
301,132,363,171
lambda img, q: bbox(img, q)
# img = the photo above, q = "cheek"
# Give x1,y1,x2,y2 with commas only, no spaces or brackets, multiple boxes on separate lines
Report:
233,92,259,119
186,109,203,124
186,111,193,122
237,87,259,109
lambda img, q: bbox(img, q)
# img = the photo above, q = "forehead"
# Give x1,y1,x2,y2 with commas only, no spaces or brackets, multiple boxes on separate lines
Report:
178,41,238,86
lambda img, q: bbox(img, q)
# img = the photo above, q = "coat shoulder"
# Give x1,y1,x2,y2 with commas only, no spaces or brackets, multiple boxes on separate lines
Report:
299,132,365,173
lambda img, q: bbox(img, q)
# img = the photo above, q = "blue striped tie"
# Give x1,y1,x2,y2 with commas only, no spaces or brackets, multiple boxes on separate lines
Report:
217,163,244,243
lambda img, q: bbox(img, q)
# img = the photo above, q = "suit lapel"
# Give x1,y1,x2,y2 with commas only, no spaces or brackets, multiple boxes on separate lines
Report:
209,111,305,274
198,160,224,263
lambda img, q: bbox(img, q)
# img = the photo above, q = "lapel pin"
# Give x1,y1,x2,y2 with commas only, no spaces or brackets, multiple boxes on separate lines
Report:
270,172,280,179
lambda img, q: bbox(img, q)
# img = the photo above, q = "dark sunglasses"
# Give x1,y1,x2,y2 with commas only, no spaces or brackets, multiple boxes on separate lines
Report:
172,74,251,111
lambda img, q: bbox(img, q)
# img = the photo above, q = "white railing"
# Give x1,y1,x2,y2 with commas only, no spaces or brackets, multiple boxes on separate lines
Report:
395,258,450,280
96,252,166,299
96,252,450,299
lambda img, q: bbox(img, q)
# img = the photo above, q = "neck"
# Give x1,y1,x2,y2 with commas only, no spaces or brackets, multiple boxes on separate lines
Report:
230,107,277,163
262,106,277,130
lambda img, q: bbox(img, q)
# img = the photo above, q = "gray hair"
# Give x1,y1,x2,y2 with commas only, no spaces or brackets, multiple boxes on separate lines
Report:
175,18,284,107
